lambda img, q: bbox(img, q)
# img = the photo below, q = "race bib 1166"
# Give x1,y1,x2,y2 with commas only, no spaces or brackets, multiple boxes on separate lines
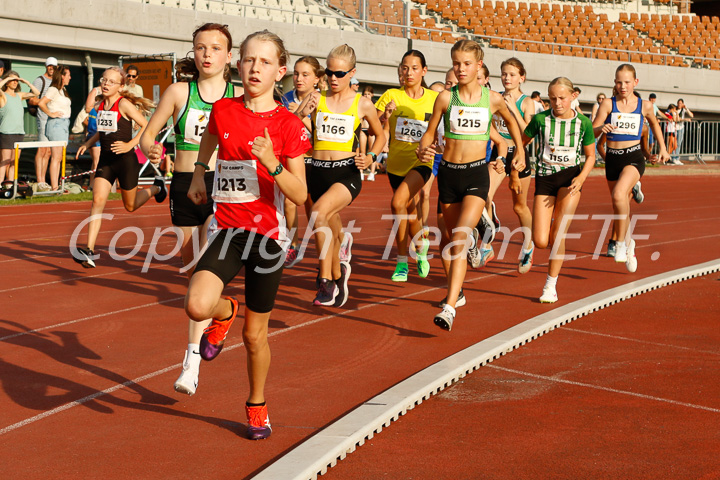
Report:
315,111,355,143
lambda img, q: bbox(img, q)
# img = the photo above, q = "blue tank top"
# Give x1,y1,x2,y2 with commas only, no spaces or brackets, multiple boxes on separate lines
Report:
605,97,644,143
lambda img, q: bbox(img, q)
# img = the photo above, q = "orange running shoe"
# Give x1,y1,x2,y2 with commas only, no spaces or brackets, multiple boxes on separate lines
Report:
199,297,239,361
246,404,272,440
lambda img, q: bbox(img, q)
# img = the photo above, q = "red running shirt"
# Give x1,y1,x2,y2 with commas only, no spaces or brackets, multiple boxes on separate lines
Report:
207,96,311,243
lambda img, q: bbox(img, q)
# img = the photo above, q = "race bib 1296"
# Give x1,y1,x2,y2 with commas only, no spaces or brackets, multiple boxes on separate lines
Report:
611,112,641,136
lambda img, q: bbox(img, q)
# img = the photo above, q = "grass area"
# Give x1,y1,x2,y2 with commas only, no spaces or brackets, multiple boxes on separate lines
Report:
0,191,121,205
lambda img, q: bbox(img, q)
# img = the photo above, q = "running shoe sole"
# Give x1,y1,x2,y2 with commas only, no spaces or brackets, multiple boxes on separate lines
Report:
433,311,454,331
334,261,351,307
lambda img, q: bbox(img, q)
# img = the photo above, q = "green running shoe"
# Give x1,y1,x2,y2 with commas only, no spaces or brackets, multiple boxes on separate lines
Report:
416,238,430,278
391,262,409,282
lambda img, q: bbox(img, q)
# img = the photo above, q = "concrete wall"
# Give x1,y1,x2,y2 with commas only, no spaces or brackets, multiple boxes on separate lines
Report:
1,0,718,112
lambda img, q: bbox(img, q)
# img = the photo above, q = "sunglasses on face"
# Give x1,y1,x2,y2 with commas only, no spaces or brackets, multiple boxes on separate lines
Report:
127,74,137,78
324,68,352,79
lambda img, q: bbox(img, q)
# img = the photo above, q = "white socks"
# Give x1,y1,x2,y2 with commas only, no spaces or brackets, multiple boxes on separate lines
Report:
545,275,558,288
443,304,456,316
187,344,202,368
397,255,408,264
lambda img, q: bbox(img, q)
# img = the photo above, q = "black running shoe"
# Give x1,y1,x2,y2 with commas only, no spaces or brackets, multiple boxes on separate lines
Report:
154,176,167,203
72,247,96,268
313,279,338,306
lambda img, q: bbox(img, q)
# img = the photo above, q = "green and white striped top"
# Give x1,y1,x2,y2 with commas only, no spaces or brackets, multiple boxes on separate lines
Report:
524,110,595,176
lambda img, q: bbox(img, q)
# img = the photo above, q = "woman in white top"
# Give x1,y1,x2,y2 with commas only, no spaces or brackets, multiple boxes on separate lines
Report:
38,66,72,190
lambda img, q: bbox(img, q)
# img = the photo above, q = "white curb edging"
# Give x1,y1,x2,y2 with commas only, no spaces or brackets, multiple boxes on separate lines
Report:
254,259,720,480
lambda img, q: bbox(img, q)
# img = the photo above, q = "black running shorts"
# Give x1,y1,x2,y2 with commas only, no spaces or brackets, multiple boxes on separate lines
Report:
534,165,582,197
308,157,362,204
95,151,141,191
437,159,490,204
169,172,215,227
193,229,285,314
605,144,645,181
491,145,532,179
387,165,433,191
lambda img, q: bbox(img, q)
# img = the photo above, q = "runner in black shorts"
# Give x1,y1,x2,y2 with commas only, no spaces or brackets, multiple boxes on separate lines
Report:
72,67,161,269
593,63,669,274
139,23,242,397
418,39,525,332
294,43,385,308
184,30,310,440
522,77,596,304
375,50,438,282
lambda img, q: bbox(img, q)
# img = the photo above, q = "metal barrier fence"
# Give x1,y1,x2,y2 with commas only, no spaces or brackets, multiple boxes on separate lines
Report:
653,121,720,164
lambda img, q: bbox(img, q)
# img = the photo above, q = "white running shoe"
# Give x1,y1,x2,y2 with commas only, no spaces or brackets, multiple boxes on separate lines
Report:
433,308,455,331
438,289,467,309
174,351,200,395
480,208,495,243
625,239,638,273
614,242,628,263
367,173,375,181
539,284,558,304
631,181,644,204
467,228,481,268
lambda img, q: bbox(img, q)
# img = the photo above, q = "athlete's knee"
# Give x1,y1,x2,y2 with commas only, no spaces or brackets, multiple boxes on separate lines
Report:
242,323,268,351
185,295,213,322
123,202,138,213
533,233,550,250
513,202,529,216
611,188,628,205
390,195,406,214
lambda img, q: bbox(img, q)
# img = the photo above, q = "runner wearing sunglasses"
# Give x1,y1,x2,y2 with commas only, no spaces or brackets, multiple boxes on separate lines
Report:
295,44,386,307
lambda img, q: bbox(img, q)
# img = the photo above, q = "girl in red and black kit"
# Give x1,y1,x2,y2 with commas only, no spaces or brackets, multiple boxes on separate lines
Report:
73,67,160,268
185,30,310,441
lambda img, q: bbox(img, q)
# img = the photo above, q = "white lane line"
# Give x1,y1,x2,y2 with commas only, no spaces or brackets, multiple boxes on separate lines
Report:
0,296,185,342
0,277,441,436
486,365,720,413
563,328,720,356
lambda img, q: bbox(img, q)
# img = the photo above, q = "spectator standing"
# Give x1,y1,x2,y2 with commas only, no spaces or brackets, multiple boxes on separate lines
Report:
591,93,606,121
350,75,359,93
673,98,693,165
123,65,144,98
29,57,56,190
664,104,678,160
0,72,40,182
571,86,584,115
0,60,5,78
647,93,665,152
37,65,72,191
530,91,545,114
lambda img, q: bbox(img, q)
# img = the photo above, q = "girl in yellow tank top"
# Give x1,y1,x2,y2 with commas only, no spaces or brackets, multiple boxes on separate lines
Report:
295,44,385,308
374,49,437,283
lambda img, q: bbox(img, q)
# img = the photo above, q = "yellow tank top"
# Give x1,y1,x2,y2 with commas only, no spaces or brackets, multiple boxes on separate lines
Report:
312,91,362,152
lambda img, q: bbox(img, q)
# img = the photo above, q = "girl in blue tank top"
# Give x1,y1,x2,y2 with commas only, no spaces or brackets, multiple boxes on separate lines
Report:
592,63,669,275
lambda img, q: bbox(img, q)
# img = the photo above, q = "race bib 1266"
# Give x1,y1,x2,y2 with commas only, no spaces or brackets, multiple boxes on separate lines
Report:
394,117,428,143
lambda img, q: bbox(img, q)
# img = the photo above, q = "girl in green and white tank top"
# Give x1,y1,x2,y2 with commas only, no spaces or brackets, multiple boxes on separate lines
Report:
520,77,596,305
418,40,526,333
138,23,243,398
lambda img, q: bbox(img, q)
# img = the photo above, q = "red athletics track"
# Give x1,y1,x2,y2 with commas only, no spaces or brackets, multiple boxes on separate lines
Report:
0,173,718,479
323,271,720,480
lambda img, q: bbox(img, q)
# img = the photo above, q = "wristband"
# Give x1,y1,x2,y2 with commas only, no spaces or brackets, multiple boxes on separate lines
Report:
268,163,284,177
194,161,210,171
368,152,377,161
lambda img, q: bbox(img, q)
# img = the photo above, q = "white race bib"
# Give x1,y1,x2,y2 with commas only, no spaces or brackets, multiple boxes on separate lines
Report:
184,108,211,145
212,159,261,204
611,112,641,136
543,144,577,166
97,110,118,133
449,106,490,136
315,111,354,143
495,116,509,136
394,117,428,143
